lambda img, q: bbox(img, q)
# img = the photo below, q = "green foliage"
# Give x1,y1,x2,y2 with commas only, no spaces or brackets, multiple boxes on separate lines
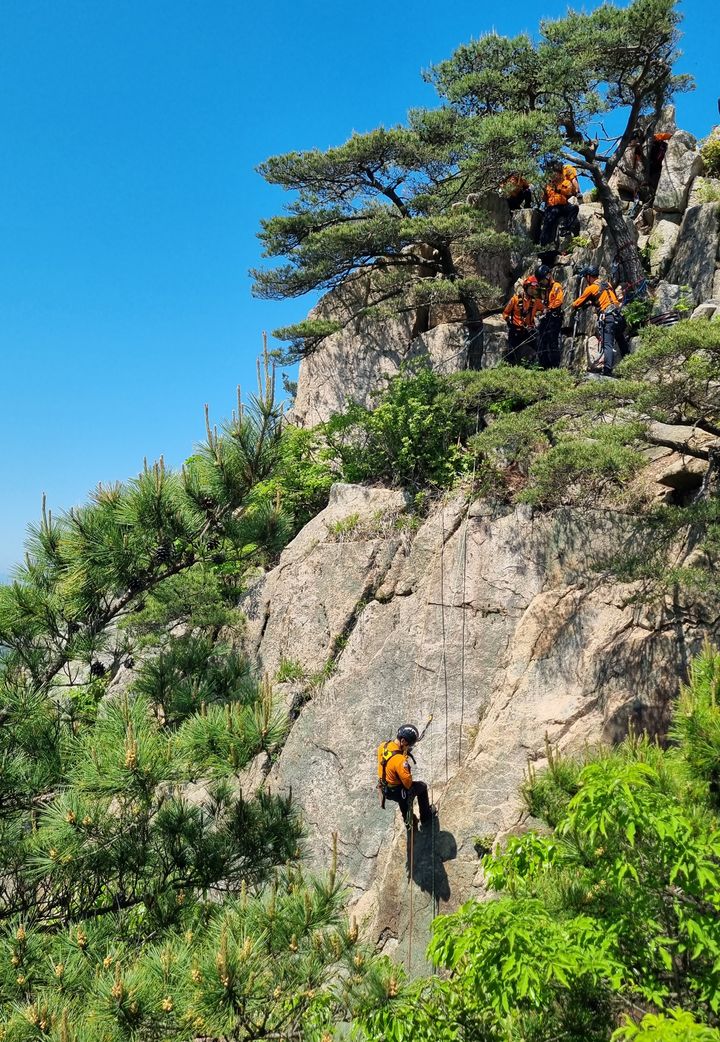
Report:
131,635,255,727
425,0,692,288
275,658,307,683
0,866,385,1042
254,83,555,359
122,564,244,648
693,180,720,204
325,365,475,491
670,646,720,809
614,1010,720,1042
356,647,720,1042
617,319,720,428
0,353,286,692
316,362,651,509
700,136,720,178
327,513,362,539
623,298,654,332
249,423,335,537
0,347,391,1040
520,428,645,507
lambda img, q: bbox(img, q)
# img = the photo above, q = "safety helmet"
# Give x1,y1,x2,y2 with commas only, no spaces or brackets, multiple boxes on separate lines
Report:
535,264,551,280
577,264,599,278
523,275,539,287
397,724,420,745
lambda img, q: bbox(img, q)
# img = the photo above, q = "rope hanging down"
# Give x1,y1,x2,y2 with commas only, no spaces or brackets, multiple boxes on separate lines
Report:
406,485,475,972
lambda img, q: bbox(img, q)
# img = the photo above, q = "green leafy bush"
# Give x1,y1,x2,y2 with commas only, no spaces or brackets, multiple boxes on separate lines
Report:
700,136,720,178
356,646,720,1042
325,364,474,490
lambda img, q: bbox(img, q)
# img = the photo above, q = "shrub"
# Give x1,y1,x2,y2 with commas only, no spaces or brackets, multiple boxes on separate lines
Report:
275,658,306,683
325,364,474,490
131,634,255,726
700,135,720,178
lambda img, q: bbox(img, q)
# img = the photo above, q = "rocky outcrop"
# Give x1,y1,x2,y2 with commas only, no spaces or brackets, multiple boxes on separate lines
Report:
239,483,718,968
647,216,682,277
667,203,720,304
243,484,411,676
292,315,469,427
290,121,720,423
654,131,704,214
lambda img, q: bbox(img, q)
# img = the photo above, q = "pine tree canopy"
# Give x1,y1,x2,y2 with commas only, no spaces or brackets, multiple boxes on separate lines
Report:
254,0,694,361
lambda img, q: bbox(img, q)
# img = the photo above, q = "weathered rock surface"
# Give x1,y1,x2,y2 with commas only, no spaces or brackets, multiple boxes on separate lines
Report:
651,281,684,315
240,484,718,968
647,215,681,277
691,299,720,321
292,318,470,426
479,314,508,369
654,131,703,213
667,203,720,304
242,484,411,677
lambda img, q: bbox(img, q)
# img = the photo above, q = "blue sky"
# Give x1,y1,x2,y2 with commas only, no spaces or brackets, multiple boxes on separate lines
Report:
0,0,716,574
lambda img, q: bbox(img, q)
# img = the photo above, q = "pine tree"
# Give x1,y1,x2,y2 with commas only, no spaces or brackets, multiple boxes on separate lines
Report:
427,0,692,294
253,113,547,364
254,0,692,346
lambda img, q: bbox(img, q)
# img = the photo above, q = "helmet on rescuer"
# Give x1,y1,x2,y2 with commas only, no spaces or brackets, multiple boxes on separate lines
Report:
577,264,599,279
535,264,551,280
397,724,420,746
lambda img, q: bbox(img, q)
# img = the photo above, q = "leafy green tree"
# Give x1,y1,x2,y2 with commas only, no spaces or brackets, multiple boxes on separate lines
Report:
427,0,692,293
356,645,720,1042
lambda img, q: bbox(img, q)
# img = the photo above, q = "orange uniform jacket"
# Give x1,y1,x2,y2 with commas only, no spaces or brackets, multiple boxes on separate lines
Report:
503,174,530,197
503,293,543,328
377,740,413,789
542,280,564,313
544,164,578,207
572,279,620,312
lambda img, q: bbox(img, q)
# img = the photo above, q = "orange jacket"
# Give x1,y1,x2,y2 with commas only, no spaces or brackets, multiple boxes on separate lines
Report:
544,164,578,207
572,278,620,312
540,280,564,312
503,174,530,198
377,740,413,789
503,293,543,328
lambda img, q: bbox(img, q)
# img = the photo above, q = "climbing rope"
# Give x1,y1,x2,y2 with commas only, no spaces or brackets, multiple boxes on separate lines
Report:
458,409,480,767
402,461,478,971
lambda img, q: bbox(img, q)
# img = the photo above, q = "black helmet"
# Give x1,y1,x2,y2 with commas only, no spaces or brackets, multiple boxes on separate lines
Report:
535,264,551,280
397,724,419,745
577,264,599,278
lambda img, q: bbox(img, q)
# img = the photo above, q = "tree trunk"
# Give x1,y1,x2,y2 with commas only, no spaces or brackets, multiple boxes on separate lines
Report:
590,167,646,297
436,243,485,369
461,296,484,370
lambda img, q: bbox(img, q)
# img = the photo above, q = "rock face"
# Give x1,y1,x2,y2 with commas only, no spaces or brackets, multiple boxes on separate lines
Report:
647,215,682,277
292,318,469,427
654,131,703,213
667,203,720,304
241,483,718,969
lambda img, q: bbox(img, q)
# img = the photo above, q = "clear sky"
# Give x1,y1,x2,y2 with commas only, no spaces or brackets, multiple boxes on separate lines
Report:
0,0,716,574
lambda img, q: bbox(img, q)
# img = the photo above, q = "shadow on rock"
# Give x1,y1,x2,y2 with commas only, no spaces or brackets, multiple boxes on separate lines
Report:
406,817,457,910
